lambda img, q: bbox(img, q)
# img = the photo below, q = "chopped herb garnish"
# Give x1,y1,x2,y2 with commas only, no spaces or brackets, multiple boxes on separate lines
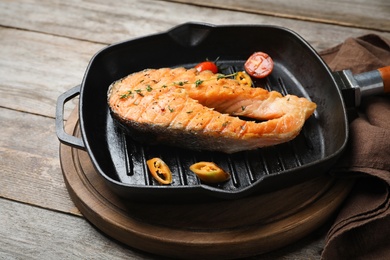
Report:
222,121,230,127
195,79,204,87
119,90,133,99
135,89,144,96
168,106,174,112
175,81,188,86
241,106,246,111
118,72,240,99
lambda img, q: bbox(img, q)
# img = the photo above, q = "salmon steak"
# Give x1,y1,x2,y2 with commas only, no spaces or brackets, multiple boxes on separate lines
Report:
107,67,317,153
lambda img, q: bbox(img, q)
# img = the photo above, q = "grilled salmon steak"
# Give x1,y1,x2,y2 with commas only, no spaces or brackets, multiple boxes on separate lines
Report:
107,67,317,153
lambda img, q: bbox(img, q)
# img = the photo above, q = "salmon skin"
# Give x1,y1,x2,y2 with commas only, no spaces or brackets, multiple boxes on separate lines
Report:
107,67,317,153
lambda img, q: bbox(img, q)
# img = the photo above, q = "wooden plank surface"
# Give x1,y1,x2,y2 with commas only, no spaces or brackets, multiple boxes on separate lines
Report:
0,198,156,260
165,0,390,32
1,0,389,258
1,1,390,118
0,198,328,259
1,107,81,216
0,0,389,47
0,27,103,118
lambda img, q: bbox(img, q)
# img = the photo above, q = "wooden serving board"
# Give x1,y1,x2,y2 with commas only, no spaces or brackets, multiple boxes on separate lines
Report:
59,107,353,259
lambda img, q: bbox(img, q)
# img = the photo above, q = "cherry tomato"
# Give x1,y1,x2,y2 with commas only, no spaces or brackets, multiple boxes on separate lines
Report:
244,52,274,78
189,162,230,183
235,71,253,87
195,61,218,74
147,158,172,185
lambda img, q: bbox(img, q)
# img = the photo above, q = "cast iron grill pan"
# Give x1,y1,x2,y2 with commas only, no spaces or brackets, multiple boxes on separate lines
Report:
77,23,347,201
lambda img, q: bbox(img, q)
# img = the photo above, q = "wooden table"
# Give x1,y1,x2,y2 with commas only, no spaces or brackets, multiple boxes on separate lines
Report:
1,0,389,259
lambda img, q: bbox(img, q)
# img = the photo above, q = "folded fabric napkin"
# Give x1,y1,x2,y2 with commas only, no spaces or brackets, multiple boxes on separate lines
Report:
319,35,390,259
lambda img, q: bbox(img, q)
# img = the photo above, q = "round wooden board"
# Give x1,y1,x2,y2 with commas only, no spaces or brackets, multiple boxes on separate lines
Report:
59,107,353,259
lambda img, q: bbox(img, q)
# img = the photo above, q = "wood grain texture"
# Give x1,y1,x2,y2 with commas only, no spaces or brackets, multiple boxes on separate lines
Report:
0,27,103,118
57,107,353,259
0,0,387,258
0,0,389,48
0,198,157,260
0,107,80,215
165,0,390,32
1,1,390,118
0,197,329,259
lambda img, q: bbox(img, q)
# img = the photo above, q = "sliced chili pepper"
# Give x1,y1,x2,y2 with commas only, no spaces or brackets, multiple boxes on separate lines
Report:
235,71,253,87
189,162,230,183
146,158,172,185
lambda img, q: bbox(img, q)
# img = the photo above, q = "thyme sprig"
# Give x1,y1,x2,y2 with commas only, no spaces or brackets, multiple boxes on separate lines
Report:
119,72,239,99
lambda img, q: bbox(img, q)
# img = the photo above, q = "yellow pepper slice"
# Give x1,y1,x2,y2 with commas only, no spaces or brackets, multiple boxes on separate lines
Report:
189,162,230,183
235,71,253,87
146,158,172,185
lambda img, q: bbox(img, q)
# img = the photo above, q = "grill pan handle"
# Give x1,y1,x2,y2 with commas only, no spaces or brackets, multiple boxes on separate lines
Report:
56,85,85,150
334,66,390,107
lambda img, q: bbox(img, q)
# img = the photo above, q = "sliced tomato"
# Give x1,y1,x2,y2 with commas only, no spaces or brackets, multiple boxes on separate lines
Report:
244,52,274,78
195,61,218,74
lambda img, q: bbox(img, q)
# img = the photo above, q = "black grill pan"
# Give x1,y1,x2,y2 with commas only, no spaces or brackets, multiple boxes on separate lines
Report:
57,23,350,202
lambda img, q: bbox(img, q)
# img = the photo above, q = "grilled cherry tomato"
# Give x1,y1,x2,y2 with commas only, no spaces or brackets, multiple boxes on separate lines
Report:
244,52,274,78
147,158,172,185
189,162,230,183
195,61,218,74
235,71,253,87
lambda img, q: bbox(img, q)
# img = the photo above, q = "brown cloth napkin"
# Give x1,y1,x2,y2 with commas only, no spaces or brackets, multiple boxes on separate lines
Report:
319,35,390,259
